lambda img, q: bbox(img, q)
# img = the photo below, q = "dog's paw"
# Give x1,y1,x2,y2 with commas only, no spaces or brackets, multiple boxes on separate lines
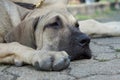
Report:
32,51,70,71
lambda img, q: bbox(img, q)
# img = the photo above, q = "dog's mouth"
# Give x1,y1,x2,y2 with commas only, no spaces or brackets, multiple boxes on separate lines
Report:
61,44,92,61
75,50,92,60
69,50,92,61
58,36,92,61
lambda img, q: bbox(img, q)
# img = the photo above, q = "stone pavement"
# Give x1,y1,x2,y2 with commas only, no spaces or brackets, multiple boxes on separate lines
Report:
0,37,120,80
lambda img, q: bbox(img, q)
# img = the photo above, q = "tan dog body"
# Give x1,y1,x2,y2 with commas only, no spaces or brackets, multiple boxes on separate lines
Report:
0,0,91,71
79,19,120,37
0,0,71,70
0,0,119,71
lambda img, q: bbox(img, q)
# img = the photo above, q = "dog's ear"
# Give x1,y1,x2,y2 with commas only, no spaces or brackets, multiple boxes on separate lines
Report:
5,17,39,49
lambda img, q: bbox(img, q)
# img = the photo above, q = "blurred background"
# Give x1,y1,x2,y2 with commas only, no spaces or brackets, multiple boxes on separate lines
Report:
68,0,120,22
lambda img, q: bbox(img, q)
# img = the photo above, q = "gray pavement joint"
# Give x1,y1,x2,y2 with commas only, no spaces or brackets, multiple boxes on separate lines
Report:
60,67,79,80
1,66,20,80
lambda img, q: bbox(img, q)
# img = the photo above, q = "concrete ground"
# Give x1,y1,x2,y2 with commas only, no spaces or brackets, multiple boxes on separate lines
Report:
0,37,120,80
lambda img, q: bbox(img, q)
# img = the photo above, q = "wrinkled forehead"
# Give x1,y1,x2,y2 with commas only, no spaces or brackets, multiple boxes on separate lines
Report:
26,5,77,24
32,9,77,25
46,10,77,25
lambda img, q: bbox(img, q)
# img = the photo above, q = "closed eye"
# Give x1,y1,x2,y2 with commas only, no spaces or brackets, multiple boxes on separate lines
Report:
47,22,59,27
44,16,63,30
44,21,60,30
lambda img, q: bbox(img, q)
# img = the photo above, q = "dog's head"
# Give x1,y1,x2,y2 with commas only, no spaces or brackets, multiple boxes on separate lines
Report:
5,0,92,61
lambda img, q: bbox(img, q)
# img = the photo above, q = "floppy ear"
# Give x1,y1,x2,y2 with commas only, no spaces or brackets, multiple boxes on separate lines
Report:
34,12,66,50
5,17,39,49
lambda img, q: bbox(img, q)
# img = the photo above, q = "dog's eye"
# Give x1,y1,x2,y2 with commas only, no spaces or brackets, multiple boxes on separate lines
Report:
44,16,63,30
75,22,79,28
44,21,62,30
48,22,59,27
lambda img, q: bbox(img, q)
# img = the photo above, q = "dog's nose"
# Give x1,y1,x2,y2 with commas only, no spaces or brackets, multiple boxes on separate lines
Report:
78,34,90,46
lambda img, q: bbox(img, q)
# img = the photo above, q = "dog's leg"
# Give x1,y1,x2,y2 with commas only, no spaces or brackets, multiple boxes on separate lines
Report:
79,19,120,37
0,42,36,66
0,42,70,71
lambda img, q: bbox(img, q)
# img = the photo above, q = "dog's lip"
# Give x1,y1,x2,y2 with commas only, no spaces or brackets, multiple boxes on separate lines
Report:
69,51,92,61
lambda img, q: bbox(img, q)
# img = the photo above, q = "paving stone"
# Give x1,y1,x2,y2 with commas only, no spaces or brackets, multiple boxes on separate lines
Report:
116,52,120,58
17,73,75,80
109,44,120,50
95,53,116,61
6,66,75,80
90,42,114,54
79,75,120,80
70,59,98,66
91,37,120,45
6,66,34,76
69,59,120,78
0,72,14,80
0,65,8,71
61,60,98,74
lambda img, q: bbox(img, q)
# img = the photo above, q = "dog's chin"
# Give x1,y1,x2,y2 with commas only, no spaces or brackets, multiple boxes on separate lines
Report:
68,48,92,61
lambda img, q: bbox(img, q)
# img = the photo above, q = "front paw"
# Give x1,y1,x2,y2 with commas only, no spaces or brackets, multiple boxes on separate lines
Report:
32,51,70,71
